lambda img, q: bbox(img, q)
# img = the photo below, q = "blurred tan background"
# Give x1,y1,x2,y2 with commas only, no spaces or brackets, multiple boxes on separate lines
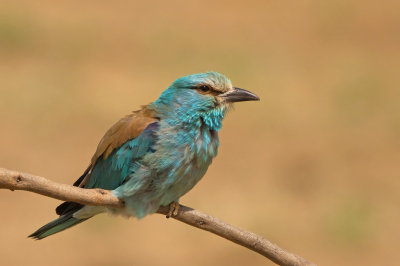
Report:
1,1,399,265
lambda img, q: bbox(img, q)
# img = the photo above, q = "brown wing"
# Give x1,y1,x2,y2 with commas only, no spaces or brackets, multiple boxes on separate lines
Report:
78,105,159,187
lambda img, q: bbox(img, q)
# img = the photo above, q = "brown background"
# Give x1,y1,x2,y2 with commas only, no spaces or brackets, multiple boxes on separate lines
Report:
1,1,399,265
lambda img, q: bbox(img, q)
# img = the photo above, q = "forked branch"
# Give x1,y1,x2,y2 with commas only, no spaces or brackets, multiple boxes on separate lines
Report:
0,167,316,266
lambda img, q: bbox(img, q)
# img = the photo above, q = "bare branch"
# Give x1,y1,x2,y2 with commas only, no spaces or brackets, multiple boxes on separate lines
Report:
0,167,316,266
0,168,124,208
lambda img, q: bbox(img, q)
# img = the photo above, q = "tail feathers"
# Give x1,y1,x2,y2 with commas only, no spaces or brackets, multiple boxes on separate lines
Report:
29,209,91,240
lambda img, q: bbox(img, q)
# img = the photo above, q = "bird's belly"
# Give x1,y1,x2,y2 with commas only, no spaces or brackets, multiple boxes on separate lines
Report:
112,125,219,218
150,127,219,205
156,158,211,206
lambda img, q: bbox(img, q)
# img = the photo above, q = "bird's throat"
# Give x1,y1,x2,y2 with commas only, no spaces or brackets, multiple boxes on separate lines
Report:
199,104,230,131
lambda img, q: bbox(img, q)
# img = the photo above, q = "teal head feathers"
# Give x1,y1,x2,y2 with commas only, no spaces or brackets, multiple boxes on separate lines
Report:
150,72,259,131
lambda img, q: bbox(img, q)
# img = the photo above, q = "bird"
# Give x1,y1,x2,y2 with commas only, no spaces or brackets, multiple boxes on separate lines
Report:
29,72,259,240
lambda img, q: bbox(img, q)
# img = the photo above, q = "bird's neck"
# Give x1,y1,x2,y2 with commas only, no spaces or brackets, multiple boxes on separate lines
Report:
149,101,230,131
196,106,229,131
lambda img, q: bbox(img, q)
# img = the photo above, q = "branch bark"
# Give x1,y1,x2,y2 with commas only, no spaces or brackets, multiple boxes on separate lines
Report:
0,167,316,266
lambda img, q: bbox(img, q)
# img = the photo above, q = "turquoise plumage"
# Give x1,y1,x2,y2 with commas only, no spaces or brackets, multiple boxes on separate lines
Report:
29,72,259,239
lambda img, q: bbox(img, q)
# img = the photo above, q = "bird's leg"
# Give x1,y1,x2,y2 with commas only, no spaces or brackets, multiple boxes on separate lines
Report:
166,201,180,218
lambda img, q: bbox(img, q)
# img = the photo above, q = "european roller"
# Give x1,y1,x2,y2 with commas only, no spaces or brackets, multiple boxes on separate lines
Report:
29,72,259,240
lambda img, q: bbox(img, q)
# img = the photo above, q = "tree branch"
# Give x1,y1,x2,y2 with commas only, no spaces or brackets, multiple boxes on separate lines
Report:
0,167,316,266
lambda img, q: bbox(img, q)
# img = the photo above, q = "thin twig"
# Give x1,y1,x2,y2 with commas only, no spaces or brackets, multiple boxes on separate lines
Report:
0,167,316,266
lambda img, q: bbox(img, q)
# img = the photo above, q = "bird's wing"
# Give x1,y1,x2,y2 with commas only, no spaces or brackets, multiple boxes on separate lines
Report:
77,105,159,189
85,122,159,190
91,105,158,163
55,105,159,216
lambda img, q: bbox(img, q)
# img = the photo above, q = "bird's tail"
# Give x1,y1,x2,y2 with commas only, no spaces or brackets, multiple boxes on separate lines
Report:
28,208,91,240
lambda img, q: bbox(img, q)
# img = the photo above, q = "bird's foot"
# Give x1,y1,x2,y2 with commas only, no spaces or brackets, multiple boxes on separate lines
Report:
166,201,180,219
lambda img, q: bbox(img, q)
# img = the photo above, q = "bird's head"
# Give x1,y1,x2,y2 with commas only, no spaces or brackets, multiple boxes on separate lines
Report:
152,72,259,130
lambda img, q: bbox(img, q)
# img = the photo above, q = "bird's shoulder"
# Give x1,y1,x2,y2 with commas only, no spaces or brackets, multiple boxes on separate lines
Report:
75,105,159,188
91,104,159,168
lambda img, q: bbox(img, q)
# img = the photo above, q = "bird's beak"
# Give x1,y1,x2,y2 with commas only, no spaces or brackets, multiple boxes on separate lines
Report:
220,87,260,103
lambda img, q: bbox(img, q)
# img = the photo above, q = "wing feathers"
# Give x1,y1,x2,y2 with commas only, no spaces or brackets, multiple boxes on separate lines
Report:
86,122,159,190
77,105,158,188
91,105,158,165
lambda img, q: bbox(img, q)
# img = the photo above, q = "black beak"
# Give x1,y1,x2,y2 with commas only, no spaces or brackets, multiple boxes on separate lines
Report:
220,87,260,103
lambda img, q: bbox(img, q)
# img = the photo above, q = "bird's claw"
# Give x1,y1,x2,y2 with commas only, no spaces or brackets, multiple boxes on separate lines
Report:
166,201,180,218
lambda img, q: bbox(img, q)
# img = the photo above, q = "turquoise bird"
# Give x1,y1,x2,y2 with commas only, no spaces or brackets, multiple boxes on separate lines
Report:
29,72,259,240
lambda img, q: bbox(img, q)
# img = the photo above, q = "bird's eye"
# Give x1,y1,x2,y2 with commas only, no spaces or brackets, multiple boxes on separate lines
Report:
199,85,210,92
